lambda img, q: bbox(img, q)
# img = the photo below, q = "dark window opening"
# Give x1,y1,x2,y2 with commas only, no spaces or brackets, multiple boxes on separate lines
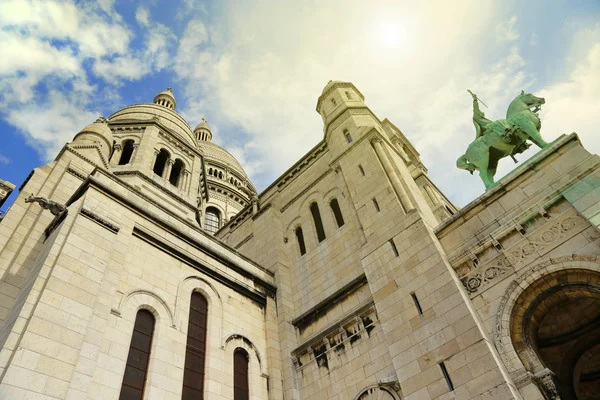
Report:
119,140,134,165
119,309,155,400
440,362,454,391
204,207,221,234
182,293,208,400
313,344,328,369
310,202,326,242
358,164,365,176
372,198,380,212
389,239,399,257
169,159,184,187
331,98,337,106
411,292,423,315
233,348,249,400
153,149,169,177
343,129,352,143
295,226,306,255
330,199,345,228
345,91,352,99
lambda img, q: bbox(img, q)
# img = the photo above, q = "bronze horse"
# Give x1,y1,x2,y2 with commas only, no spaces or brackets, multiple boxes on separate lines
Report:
457,90,548,189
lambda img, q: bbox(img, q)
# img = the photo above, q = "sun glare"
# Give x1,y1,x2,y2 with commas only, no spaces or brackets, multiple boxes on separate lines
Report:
376,21,406,48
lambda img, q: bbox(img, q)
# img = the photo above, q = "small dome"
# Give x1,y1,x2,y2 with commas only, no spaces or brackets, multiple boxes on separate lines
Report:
72,116,114,160
153,87,176,110
194,118,212,142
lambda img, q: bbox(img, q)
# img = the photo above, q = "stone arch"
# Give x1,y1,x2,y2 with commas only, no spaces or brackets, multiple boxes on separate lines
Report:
299,190,324,211
224,333,269,399
494,255,600,399
175,275,223,335
353,384,401,400
116,288,175,327
223,333,266,375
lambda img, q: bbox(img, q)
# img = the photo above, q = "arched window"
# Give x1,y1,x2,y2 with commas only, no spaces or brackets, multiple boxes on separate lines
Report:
182,293,208,399
295,226,306,255
218,171,223,179
119,140,135,165
119,309,155,400
169,159,184,187
330,199,345,228
153,149,169,177
233,348,249,400
204,207,221,234
345,90,352,99
310,203,326,242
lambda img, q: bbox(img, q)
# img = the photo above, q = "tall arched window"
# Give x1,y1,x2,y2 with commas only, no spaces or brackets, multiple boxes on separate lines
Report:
182,293,208,399
330,199,345,228
169,159,184,187
204,207,221,234
310,202,326,242
295,226,306,255
119,140,135,165
233,348,249,400
119,309,155,400
153,149,170,177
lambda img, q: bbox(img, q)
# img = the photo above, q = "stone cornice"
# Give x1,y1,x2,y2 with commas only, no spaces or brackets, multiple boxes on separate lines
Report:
0,180,15,192
113,170,197,210
65,168,274,280
325,107,374,137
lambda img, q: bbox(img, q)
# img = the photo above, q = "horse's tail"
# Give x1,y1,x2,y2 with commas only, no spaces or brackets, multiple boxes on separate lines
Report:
456,154,475,175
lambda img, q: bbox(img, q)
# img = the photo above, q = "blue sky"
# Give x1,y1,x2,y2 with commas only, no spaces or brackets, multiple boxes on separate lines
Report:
0,0,599,212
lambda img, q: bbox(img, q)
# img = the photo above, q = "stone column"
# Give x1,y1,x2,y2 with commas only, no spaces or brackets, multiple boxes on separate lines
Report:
151,149,159,169
391,137,411,164
424,184,440,205
164,159,174,179
371,137,414,213
111,144,123,166
131,143,140,163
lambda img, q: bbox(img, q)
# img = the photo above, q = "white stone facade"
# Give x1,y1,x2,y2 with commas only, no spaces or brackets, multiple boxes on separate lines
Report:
0,83,598,400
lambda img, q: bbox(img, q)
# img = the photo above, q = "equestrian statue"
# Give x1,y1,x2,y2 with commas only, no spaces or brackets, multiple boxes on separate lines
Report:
456,90,549,189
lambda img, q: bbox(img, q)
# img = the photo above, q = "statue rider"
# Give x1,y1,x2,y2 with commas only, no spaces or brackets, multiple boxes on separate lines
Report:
468,90,492,139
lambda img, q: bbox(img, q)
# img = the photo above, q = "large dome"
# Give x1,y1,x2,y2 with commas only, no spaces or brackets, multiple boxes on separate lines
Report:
108,103,196,147
201,141,250,181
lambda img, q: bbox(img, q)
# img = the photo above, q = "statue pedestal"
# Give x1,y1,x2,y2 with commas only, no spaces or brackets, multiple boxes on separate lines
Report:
435,132,600,400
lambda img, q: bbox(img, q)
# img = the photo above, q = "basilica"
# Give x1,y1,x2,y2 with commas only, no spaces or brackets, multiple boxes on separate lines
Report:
0,81,598,400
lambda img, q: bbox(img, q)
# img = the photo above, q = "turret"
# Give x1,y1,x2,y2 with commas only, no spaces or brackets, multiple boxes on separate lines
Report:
194,118,213,142
153,87,176,110
72,116,114,161
316,80,381,159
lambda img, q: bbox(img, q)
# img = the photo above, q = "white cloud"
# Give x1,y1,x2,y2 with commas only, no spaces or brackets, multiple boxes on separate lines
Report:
540,31,600,156
496,16,519,42
0,155,10,165
6,91,99,160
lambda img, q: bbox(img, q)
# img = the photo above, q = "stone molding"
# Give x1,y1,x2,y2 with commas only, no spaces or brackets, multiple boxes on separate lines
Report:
132,224,276,303
457,207,587,296
113,170,197,210
79,208,120,233
113,288,176,328
325,107,373,136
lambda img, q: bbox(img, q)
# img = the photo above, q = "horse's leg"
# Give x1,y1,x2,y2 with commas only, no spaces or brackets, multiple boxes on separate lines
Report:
477,149,494,189
520,120,549,148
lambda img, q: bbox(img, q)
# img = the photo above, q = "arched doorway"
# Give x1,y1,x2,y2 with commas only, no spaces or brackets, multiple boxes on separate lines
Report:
507,267,600,399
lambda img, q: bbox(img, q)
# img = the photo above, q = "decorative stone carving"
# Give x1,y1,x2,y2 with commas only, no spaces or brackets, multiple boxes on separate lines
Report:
24,194,67,216
533,368,560,400
461,254,514,295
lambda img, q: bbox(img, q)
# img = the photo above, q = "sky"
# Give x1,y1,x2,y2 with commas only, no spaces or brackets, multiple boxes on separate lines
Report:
0,0,599,212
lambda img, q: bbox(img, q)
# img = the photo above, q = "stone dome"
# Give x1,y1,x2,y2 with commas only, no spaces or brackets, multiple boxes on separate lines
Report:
108,103,196,147
72,116,114,159
153,87,176,110
201,140,250,182
194,118,213,142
